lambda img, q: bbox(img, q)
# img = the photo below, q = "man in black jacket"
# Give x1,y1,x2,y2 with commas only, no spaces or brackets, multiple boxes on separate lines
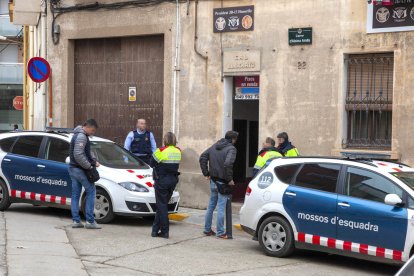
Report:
199,131,238,239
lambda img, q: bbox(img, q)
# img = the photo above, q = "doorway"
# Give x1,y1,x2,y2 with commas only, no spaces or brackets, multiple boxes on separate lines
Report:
224,76,259,202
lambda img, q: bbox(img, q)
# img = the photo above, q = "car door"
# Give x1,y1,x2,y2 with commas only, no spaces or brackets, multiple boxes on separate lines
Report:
1,135,44,195
336,166,407,254
282,162,341,239
36,137,72,200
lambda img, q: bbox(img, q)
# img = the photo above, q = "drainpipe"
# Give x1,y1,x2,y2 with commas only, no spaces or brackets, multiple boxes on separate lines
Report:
172,0,181,134
23,26,28,130
194,0,208,60
29,26,34,130
40,1,47,129
48,70,53,126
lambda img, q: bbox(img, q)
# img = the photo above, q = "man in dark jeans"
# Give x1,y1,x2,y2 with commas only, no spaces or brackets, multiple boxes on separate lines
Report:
69,119,101,229
199,131,238,239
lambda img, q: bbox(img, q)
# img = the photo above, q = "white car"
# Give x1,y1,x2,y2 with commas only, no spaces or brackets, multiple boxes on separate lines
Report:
240,157,414,264
0,129,180,223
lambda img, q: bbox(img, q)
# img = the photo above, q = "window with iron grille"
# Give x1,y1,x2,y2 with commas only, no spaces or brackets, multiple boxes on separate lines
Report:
344,53,393,150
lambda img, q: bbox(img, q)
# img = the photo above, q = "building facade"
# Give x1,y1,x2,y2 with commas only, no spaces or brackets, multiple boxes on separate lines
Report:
12,0,414,207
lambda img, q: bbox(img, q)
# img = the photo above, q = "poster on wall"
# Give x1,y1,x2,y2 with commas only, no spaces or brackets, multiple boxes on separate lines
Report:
367,0,414,33
213,6,254,33
234,76,259,100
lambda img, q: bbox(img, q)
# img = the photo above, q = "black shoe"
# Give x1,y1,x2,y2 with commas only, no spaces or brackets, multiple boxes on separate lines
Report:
158,233,169,239
151,232,159,237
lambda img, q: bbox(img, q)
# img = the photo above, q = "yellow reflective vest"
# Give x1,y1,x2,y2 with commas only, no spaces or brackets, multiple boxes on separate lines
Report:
254,150,283,170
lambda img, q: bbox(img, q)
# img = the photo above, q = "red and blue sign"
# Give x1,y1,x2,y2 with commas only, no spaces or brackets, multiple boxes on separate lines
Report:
28,57,51,83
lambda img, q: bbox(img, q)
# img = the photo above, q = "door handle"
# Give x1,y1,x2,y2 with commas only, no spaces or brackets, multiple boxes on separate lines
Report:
37,164,46,168
3,159,11,162
285,192,296,197
338,202,350,207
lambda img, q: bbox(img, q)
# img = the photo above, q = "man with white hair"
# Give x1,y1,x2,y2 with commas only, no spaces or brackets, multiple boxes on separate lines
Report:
124,119,157,164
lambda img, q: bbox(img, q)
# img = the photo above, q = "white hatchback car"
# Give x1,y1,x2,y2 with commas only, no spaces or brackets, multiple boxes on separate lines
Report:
240,157,414,264
0,130,180,223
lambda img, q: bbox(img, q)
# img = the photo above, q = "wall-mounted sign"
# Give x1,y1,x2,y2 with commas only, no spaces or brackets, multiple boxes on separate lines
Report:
213,5,254,33
128,87,136,102
367,1,414,33
234,76,259,100
27,57,51,83
288,28,312,45
223,50,261,74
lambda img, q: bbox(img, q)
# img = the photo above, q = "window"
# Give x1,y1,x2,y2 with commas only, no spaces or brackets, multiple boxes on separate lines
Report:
293,163,341,193
0,137,17,153
45,138,70,163
11,136,43,158
90,142,148,169
346,167,403,203
275,164,301,184
344,53,393,149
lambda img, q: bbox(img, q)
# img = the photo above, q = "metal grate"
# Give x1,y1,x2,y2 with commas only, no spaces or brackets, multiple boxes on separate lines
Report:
343,53,393,150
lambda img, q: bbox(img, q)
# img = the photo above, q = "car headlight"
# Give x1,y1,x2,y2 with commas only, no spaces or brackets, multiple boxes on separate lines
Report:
118,182,149,192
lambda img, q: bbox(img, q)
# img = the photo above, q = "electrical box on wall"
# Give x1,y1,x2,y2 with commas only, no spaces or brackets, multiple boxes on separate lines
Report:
12,0,41,26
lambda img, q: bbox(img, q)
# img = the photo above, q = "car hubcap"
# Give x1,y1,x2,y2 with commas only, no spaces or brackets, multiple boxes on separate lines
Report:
94,194,110,219
262,222,287,252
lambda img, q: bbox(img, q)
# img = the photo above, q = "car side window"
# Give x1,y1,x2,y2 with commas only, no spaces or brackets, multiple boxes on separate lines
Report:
345,167,403,204
11,136,43,158
293,163,341,193
45,138,70,163
0,137,18,153
274,164,301,184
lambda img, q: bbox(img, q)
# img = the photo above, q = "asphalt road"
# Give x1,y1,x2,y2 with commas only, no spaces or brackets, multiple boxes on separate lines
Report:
0,204,401,275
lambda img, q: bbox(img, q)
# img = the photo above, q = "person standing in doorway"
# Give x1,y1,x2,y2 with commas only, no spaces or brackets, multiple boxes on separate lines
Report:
124,119,157,164
151,132,181,239
69,119,102,229
199,131,238,239
252,137,283,177
276,132,299,157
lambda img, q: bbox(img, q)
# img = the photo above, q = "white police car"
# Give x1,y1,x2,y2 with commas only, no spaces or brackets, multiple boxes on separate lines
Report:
240,157,414,264
0,130,180,223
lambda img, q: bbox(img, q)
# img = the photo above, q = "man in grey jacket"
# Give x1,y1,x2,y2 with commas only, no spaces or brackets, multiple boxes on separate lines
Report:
199,131,238,239
69,119,101,229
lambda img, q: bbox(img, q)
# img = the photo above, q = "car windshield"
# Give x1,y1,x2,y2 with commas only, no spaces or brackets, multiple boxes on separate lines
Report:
391,172,414,190
90,142,149,169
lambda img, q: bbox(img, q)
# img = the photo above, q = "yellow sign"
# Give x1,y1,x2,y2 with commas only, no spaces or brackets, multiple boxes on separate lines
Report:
128,87,136,102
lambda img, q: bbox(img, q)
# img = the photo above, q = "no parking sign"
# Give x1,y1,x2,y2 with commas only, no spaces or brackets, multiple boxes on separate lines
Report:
28,57,51,83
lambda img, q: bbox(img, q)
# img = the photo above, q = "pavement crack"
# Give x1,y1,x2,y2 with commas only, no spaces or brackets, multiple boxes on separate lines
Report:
103,235,206,264
198,261,306,275
83,260,160,275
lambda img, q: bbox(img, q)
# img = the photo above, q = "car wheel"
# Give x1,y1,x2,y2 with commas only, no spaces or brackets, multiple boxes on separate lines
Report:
258,216,294,257
82,188,115,224
0,179,11,211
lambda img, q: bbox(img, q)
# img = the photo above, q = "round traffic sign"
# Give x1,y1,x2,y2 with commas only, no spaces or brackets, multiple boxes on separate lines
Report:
28,57,51,83
13,96,23,110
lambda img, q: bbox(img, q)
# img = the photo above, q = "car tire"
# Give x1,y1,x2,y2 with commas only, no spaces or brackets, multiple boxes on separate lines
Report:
82,188,115,224
258,216,294,257
0,179,11,211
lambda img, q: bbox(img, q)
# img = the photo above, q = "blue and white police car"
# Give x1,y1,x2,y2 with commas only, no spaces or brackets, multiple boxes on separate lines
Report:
0,130,180,223
240,157,414,264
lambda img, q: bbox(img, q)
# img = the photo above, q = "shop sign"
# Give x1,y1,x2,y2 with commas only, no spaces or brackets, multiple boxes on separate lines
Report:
367,0,414,33
223,50,261,74
213,5,254,33
234,76,259,100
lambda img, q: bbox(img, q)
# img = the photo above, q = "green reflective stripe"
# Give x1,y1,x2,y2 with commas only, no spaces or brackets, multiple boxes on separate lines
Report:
161,160,181,164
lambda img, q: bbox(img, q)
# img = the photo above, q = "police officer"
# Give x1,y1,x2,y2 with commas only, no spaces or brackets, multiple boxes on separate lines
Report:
253,137,283,177
150,132,181,239
124,119,157,164
276,132,299,157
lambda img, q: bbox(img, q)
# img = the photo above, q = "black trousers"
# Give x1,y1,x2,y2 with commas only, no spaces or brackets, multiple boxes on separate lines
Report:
152,175,177,235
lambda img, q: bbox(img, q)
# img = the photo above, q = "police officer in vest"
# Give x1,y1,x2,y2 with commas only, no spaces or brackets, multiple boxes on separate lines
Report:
150,132,181,239
276,132,299,157
253,137,283,177
124,119,157,164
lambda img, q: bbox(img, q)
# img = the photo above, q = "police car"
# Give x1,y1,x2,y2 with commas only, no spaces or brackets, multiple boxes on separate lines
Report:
240,157,414,264
0,130,180,223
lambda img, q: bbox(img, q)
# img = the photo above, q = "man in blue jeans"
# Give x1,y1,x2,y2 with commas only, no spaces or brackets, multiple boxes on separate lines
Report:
199,131,238,239
69,119,102,229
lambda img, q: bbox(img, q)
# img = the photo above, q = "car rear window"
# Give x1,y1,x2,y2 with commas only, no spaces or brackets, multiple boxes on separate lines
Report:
11,136,43,158
274,164,301,184
0,137,17,153
293,163,341,193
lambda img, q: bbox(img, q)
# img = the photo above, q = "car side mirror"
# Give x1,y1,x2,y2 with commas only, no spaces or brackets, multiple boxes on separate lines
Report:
384,194,403,207
65,156,70,164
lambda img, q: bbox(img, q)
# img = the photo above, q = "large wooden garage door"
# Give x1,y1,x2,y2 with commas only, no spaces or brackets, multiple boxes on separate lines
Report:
74,35,164,145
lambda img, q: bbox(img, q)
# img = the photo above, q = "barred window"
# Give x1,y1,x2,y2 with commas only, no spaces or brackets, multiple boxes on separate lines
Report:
344,53,393,150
